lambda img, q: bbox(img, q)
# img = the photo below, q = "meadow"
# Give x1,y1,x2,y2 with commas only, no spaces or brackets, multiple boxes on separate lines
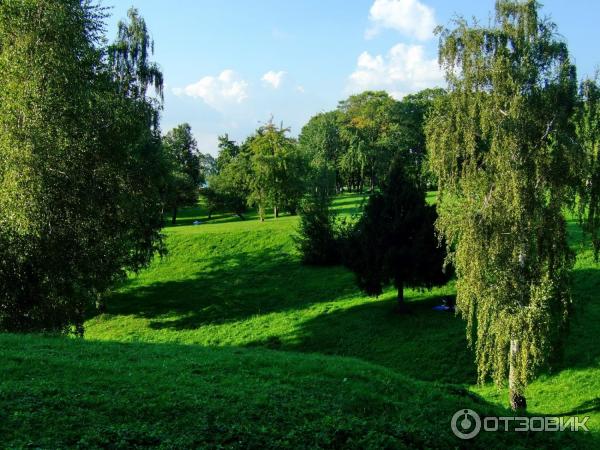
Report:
1,194,599,448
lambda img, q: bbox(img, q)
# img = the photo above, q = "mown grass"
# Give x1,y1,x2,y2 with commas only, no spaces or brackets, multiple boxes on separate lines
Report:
1,193,599,448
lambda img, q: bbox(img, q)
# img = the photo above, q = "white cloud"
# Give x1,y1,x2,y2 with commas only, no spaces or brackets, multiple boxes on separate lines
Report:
173,70,248,110
261,70,286,89
295,85,305,93
366,0,436,41
347,43,443,99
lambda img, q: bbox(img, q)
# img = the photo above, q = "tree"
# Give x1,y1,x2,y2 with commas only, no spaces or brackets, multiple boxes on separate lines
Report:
426,0,580,410
199,152,218,182
576,78,600,261
163,123,201,224
0,2,167,334
298,111,343,196
343,159,449,312
108,7,163,103
396,88,446,188
216,134,241,172
247,122,306,221
338,91,401,191
207,152,252,220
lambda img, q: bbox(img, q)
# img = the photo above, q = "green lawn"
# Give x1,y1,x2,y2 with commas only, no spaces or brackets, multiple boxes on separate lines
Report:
1,193,599,448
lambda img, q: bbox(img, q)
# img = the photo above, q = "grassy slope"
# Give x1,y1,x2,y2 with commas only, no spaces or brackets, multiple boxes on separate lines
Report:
3,333,588,449
1,193,599,448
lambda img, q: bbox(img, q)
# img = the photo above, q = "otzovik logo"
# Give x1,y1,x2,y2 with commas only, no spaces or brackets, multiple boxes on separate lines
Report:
451,409,481,439
451,409,590,439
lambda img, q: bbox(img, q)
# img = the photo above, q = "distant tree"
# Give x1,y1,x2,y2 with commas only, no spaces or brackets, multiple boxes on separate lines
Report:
298,111,343,196
216,134,241,172
248,122,306,220
576,78,600,261
427,0,580,410
395,88,446,187
0,3,166,333
337,91,400,191
208,152,252,220
343,159,449,312
163,123,201,224
199,153,218,182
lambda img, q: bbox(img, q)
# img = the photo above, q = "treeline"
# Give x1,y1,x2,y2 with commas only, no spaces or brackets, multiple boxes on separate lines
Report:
200,89,443,222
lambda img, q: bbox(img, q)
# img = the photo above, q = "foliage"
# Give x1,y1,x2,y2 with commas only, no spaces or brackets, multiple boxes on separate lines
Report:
216,133,242,172
426,0,581,409
298,89,441,194
576,77,600,261
295,194,340,265
207,152,252,219
108,7,163,104
342,160,449,309
338,91,401,191
396,88,446,188
0,2,166,333
298,111,343,196
163,123,201,224
247,122,307,220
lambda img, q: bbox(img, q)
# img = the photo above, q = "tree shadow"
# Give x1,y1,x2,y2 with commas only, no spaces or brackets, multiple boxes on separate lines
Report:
552,397,600,417
247,291,479,385
559,266,600,371
100,249,357,330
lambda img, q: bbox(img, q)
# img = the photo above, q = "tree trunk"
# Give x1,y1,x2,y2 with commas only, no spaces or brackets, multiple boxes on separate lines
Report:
171,207,177,224
208,210,212,220
274,206,279,218
395,282,410,314
509,339,527,411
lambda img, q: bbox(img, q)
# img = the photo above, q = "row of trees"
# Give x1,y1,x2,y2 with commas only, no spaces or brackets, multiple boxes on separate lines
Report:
299,89,444,195
202,90,442,223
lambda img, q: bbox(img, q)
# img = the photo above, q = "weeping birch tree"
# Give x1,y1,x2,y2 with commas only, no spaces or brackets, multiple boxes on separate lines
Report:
426,0,581,410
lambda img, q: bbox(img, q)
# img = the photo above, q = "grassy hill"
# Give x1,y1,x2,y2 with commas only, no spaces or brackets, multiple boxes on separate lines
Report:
1,194,599,448
0,334,591,449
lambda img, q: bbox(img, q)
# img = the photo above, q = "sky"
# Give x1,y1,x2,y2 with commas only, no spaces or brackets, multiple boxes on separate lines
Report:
103,0,600,155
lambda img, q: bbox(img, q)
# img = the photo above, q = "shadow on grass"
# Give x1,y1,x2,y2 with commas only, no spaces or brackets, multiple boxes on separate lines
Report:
101,249,357,330
560,267,600,371
553,397,600,417
247,290,479,385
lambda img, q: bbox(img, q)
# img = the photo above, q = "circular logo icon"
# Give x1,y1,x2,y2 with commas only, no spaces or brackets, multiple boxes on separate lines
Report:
451,409,481,440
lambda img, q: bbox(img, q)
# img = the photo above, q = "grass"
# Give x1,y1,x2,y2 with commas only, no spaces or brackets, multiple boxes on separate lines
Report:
1,193,599,448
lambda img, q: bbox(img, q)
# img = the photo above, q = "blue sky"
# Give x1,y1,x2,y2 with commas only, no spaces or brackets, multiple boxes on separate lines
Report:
104,0,600,155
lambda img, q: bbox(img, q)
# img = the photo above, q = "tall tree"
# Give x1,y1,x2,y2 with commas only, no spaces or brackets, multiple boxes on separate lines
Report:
0,2,166,333
396,88,446,187
248,122,305,221
343,159,449,312
576,78,600,261
338,91,400,191
207,153,251,220
426,0,580,410
108,7,163,103
298,111,343,196
216,134,241,172
163,123,201,224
